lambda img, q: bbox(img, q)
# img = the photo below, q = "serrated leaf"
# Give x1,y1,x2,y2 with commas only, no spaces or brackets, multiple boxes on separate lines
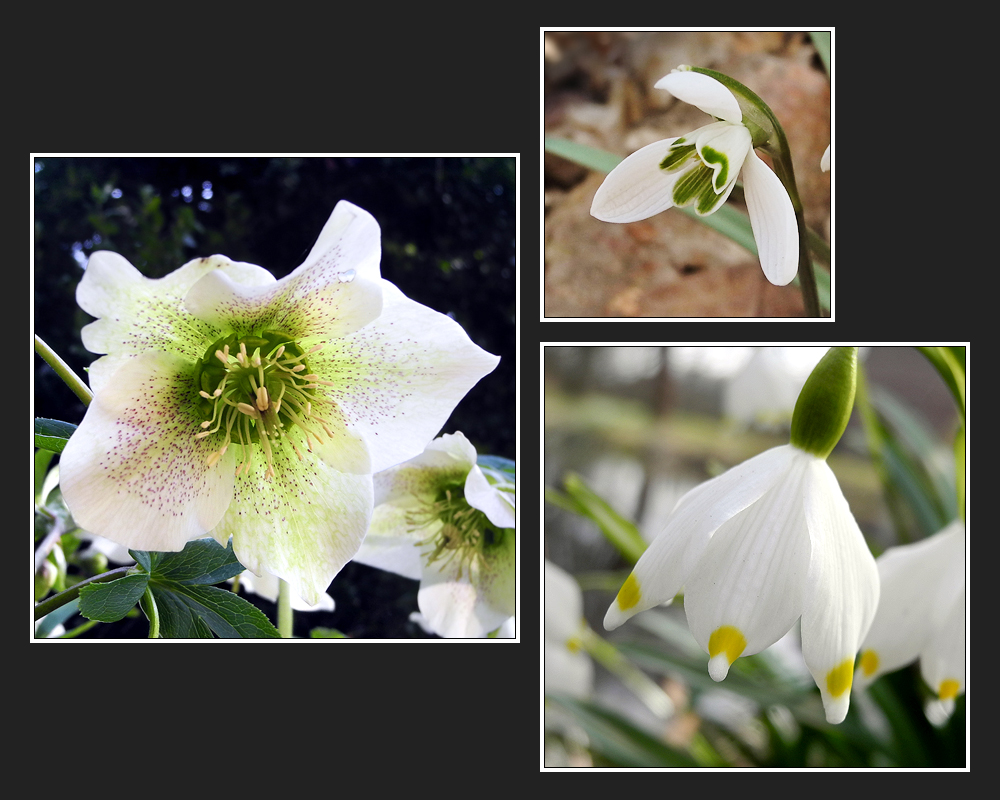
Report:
78,573,150,622
151,539,245,585
34,418,77,454
150,582,280,638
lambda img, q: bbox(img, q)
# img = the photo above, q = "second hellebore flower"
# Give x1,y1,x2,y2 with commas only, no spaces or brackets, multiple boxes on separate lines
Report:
604,348,879,724
60,201,499,605
591,67,798,286
353,432,515,637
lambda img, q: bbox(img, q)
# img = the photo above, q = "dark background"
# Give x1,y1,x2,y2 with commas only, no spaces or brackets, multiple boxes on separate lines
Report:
34,155,516,638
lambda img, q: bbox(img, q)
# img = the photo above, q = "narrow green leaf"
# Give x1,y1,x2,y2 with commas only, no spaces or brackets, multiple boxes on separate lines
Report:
546,693,699,767
78,573,150,622
34,418,77,454
560,473,647,564
544,136,623,174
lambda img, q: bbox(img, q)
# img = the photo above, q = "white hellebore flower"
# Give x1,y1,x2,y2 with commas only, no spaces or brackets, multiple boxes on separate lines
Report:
605,348,879,724
855,520,965,724
591,67,799,286
60,201,499,606
353,432,515,637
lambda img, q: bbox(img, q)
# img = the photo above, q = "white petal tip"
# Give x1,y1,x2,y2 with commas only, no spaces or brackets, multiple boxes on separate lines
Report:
603,605,625,631
708,653,731,682
822,694,850,725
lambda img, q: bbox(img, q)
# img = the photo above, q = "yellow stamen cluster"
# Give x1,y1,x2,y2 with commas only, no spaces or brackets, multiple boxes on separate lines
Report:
194,332,336,479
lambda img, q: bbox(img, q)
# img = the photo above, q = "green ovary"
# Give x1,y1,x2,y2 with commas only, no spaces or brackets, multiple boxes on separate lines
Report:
193,330,331,478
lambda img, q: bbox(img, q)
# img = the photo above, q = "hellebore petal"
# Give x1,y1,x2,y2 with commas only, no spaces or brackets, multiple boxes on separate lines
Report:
60,350,236,552
741,149,799,285
78,251,275,394
655,70,743,124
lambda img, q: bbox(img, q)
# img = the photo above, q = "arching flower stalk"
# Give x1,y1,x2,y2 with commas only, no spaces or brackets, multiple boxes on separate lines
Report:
60,201,499,605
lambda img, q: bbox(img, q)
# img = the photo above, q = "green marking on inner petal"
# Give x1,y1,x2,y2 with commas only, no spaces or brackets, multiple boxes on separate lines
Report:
700,145,729,190
660,142,696,172
672,163,726,215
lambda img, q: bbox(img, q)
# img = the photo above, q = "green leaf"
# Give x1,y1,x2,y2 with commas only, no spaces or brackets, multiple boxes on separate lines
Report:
150,583,280,638
916,346,965,419
78,573,150,622
553,472,647,564
34,418,77,453
544,136,623,174
151,539,246,585
546,693,699,767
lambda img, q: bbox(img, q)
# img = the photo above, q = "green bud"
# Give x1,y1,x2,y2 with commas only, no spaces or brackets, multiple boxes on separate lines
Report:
790,347,858,459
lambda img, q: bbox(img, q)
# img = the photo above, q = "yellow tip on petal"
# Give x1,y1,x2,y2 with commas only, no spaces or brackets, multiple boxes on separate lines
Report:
616,573,642,612
826,658,855,698
859,649,879,677
939,679,960,701
707,625,746,681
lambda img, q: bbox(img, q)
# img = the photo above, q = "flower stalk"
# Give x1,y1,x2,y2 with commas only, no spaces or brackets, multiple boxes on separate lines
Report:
34,334,93,406
687,67,821,317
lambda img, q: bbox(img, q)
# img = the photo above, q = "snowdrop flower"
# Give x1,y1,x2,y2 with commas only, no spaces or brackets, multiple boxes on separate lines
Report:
854,520,965,724
545,560,594,699
821,144,831,172
60,201,499,605
591,66,799,286
353,432,515,637
604,348,879,724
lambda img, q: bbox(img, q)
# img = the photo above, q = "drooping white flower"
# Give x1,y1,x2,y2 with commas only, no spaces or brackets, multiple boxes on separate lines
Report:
353,432,515,637
854,520,965,723
545,560,594,699
604,348,879,724
821,144,831,172
591,67,798,286
59,201,499,605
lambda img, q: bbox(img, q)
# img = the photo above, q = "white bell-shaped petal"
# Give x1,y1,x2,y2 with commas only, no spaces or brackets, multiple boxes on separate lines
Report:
798,458,880,724
604,445,801,631
655,69,743,124
855,521,965,719
741,149,799,286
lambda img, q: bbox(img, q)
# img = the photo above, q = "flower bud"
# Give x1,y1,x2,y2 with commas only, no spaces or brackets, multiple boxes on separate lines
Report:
790,347,858,459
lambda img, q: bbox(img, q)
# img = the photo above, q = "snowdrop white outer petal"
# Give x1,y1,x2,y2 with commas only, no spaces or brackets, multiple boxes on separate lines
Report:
604,444,800,631
799,457,880,724
741,149,799,286
655,70,743,124
821,144,831,172
60,351,236,552
591,136,686,223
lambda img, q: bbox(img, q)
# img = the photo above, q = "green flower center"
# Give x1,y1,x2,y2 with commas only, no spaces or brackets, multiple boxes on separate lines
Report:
407,483,504,580
193,330,333,479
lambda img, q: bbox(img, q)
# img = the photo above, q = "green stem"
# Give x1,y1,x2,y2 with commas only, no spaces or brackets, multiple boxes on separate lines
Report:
34,334,93,406
34,565,133,621
688,67,823,318
278,578,293,638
